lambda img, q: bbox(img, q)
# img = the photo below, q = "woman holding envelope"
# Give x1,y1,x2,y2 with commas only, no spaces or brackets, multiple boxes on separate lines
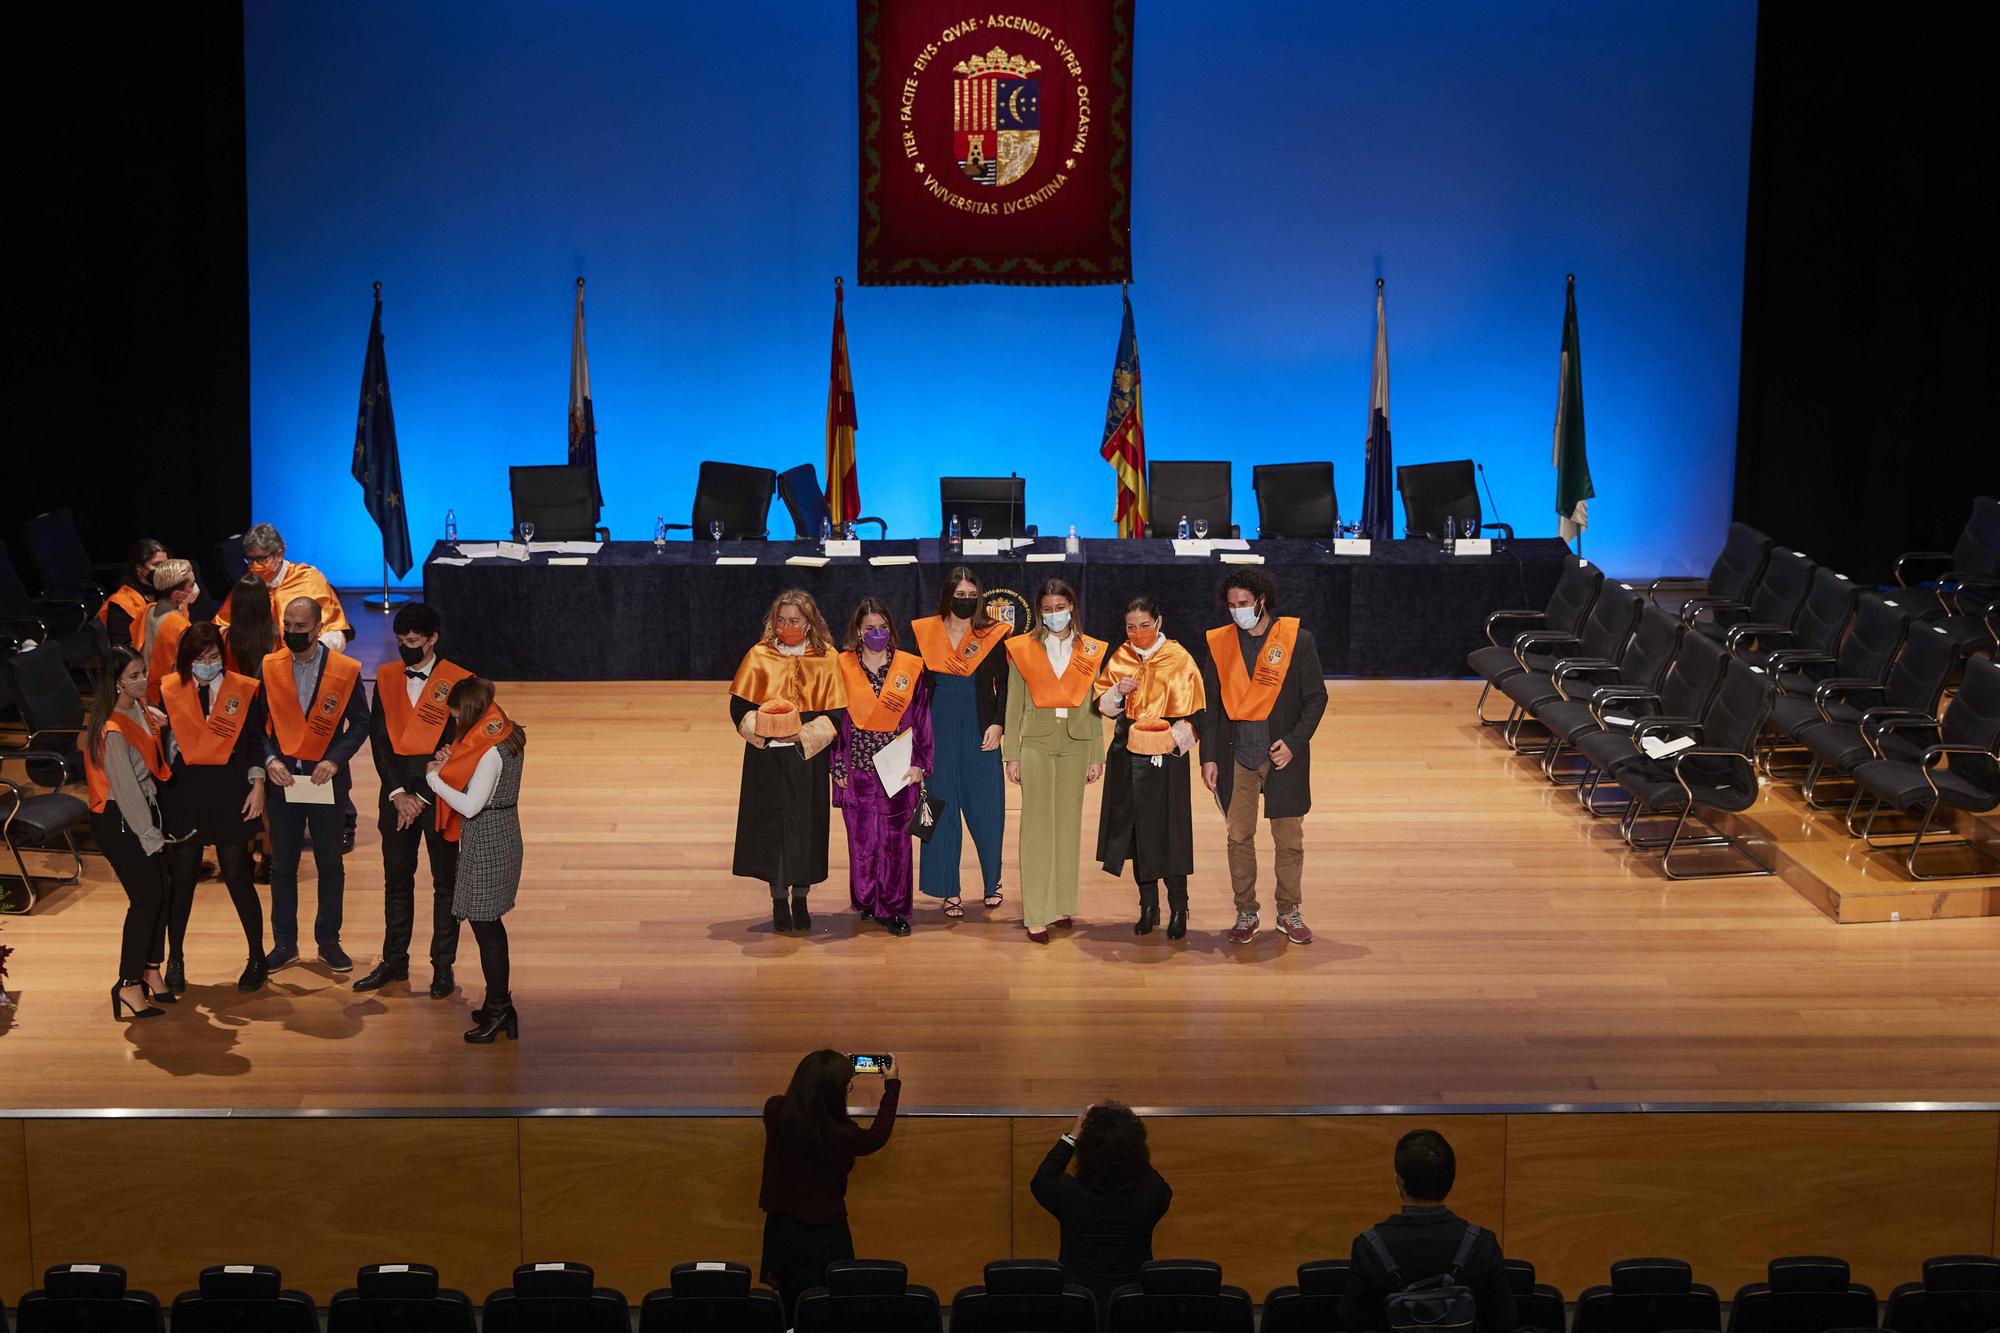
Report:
831,598,932,937
1093,596,1206,940
730,589,849,935
1002,579,1106,944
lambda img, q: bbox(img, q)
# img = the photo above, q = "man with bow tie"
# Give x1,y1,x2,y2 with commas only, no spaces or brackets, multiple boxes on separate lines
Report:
355,603,475,997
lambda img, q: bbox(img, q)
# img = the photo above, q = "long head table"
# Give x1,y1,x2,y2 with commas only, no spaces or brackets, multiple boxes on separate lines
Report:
420,537,1570,680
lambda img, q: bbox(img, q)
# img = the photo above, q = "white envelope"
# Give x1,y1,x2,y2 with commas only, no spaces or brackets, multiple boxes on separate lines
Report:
282,776,336,805
872,730,916,796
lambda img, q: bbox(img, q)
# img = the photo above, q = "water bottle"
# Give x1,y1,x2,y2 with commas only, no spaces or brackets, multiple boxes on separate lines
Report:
820,516,831,551
1177,513,1191,540
948,513,961,556
654,516,666,556
1443,516,1457,553
1066,524,1081,556
445,509,457,544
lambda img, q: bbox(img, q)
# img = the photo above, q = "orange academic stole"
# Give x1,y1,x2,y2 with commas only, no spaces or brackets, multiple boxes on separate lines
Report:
435,704,516,842
1005,634,1108,710
839,650,922,733
262,648,362,762
911,616,1009,676
160,671,260,767
85,710,172,813
1206,616,1300,722
100,585,150,646
728,644,848,712
378,659,475,755
1095,639,1206,721
145,610,190,705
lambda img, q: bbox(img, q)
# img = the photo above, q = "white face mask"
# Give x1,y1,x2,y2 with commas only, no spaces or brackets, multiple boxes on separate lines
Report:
192,659,224,682
1042,609,1072,633
1230,604,1261,630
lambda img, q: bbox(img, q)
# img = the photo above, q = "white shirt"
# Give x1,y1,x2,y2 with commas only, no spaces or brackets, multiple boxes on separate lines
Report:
774,638,809,657
1043,632,1074,717
427,748,503,819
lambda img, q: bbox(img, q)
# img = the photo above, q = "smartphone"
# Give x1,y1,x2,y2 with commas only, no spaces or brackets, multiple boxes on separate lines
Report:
850,1053,893,1076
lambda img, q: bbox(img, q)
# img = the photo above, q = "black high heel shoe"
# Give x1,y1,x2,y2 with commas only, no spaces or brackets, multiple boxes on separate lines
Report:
1134,906,1159,936
143,970,178,1004
465,996,518,1043
1166,909,1188,940
112,980,163,1020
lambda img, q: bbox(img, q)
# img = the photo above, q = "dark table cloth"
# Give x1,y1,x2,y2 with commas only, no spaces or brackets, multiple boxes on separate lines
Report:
421,537,1568,681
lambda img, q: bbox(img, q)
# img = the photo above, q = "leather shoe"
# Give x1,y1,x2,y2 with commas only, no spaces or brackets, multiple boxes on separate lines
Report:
353,960,408,992
858,907,876,921
238,956,268,992
1134,906,1159,936
263,942,299,971
319,942,354,972
1167,909,1188,940
883,915,911,937
429,966,455,999
1026,928,1050,944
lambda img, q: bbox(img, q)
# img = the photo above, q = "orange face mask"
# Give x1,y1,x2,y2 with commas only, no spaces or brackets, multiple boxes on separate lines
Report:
248,558,279,580
1127,624,1159,649
775,623,807,647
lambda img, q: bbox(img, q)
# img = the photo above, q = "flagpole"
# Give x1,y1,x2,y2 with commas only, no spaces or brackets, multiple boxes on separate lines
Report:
361,279,409,612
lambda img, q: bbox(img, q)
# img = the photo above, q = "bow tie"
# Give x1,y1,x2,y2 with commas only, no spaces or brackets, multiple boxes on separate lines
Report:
405,669,428,680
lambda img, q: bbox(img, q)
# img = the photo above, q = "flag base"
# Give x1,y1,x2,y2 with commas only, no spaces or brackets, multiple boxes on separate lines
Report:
364,561,410,613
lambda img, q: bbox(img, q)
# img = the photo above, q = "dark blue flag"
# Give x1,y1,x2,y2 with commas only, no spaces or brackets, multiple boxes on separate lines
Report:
351,285,413,578
1360,280,1393,541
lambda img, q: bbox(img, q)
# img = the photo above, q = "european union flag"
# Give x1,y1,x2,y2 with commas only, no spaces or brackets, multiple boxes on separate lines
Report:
351,284,413,578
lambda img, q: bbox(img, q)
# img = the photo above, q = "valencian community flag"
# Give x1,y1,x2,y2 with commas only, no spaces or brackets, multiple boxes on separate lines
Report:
1554,274,1593,543
569,277,601,511
1360,280,1394,542
1099,286,1149,537
351,284,412,579
825,277,861,527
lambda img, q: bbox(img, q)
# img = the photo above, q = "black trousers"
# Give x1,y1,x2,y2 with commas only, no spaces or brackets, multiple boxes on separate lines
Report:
468,917,509,998
165,839,264,963
91,805,171,980
760,1212,854,1325
1137,875,1189,911
377,811,461,966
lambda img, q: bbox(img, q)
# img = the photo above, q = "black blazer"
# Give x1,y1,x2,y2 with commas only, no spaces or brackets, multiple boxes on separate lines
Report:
1197,621,1327,819
1339,1206,1515,1333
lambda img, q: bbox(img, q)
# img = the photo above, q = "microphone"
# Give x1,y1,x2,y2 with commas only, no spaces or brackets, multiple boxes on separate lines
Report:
1476,462,1504,543
1007,470,1021,562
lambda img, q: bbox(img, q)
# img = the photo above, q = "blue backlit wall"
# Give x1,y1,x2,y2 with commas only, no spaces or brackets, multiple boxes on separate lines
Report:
245,2,1755,586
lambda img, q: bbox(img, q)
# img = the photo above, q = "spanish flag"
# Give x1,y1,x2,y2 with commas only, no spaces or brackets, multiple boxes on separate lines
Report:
1099,285,1148,538
825,277,861,528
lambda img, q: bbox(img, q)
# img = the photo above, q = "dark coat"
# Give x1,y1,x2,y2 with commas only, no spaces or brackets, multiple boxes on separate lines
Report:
1340,1205,1515,1333
1093,695,1202,881
1197,623,1327,819
729,696,841,888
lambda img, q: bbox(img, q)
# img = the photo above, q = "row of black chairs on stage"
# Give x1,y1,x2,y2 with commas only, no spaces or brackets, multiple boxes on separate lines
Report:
1466,500,2000,880
7,1253,2000,1333
505,457,1514,545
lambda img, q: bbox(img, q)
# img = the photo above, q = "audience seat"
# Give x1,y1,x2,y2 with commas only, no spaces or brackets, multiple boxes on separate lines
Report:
1648,523,1773,620
1726,1256,1878,1333
14,1263,164,1333
1572,627,1729,814
326,1264,475,1333
1883,1256,2000,1333
0,546,98,676
1848,656,2000,878
1573,1258,1722,1333
1497,580,1644,751
1507,1259,1568,1333
793,1261,942,1333
1104,1260,1254,1333
20,508,114,606
1469,554,1605,723
950,1260,1097,1333
1260,1260,1351,1333
169,1264,316,1333
1895,496,2000,611
1763,592,1912,777
638,1262,785,1333
1728,568,1858,671
483,1262,628,1333
1533,603,1687,784
1687,547,1815,636
1793,621,1959,810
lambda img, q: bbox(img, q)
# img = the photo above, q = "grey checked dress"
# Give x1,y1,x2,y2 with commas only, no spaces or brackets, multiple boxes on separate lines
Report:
452,745,524,922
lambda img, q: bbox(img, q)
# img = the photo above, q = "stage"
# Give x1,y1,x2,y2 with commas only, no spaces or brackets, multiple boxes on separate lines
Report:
4,677,1998,1115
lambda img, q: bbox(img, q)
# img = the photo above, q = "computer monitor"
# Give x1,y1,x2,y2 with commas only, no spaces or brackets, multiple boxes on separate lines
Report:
939,476,1029,540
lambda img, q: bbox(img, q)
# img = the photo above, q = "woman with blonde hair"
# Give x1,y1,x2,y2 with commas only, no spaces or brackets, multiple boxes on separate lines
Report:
729,589,848,933
141,558,201,705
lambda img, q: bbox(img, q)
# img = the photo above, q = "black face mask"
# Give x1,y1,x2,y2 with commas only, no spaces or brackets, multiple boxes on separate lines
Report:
397,643,430,666
283,630,314,653
951,595,979,619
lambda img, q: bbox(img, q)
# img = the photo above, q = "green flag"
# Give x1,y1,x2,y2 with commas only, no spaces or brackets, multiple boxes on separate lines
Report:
1553,274,1593,544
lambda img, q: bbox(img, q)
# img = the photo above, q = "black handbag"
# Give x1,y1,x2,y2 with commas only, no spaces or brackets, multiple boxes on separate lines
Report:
909,780,947,843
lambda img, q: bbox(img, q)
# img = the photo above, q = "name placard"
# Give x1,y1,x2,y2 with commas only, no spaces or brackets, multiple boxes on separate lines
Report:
1333,538,1372,556
823,539,862,558
1452,539,1493,556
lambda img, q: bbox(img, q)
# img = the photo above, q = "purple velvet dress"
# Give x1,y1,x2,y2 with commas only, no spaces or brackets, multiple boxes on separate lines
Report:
831,657,934,917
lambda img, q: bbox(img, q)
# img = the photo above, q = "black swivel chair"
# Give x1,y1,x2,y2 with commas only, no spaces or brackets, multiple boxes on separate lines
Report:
483,1262,629,1333
1259,1260,1350,1333
793,1261,942,1333
326,1265,476,1333
510,464,611,542
1397,459,1513,540
21,508,115,604
1572,1258,1722,1333
950,1261,1097,1333
170,1264,317,1333
1149,460,1239,538
1883,1256,2000,1333
664,462,779,541
938,477,1032,542
14,1263,165,1333
1895,495,2000,612
777,463,886,540
1847,655,2000,879
1104,1261,1255,1333
1648,523,1773,619
0,545,98,675
639,1261,786,1333
1726,1256,1878,1333
1251,463,1336,539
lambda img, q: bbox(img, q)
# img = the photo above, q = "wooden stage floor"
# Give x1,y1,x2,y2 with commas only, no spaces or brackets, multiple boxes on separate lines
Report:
4,679,1998,1113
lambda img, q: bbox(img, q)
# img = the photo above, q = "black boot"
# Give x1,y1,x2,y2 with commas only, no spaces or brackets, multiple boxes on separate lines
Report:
1134,905,1159,936
772,900,794,933
164,959,187,994
429,965,455,999
1167,909,1188,940
238,954,268,992
790,893,812,931
465,994,517,1043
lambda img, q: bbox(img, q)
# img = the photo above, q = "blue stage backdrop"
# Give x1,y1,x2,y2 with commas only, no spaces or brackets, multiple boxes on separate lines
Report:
245,1,1754,587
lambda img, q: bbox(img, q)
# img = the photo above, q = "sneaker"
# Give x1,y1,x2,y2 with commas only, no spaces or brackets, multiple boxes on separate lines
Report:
1277,911,1314,945
319,942,354,972
263,942,299,971
1226,912,1259,945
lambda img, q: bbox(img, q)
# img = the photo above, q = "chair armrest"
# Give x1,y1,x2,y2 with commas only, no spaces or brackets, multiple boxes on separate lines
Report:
1484,608,1548,647
1485,521,1515,540
1511,631,1582,670
1588,689,1662,728
1893,550,1955,587
1725,622,1794,654
1860,708,1939,731
2,614,51,641
594,525,612,541
27,725,85,751
1405,526,1439,540
1635,716,1705,744
1553,664,1624,700
1923,743,2000,767
855,516,889,539
1667,747,1757,791
1812,677,1885,712
30,598,90,634
0,748,84,792
1764,648,1836,670
1680,596,1749,625
1646,575,1710,598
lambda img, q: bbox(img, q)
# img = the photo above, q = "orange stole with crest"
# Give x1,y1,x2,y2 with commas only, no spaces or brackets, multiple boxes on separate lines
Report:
161,671,260,766
262,649,362,761
434,704,516,842
378,659,475,755
911,616,1009,676
1206,616,1301,722
729,643,848,712
1004,634,1109,710
839,650,923,733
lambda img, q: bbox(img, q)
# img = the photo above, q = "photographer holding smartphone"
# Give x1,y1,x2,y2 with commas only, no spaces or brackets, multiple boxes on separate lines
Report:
758,1048,903,1321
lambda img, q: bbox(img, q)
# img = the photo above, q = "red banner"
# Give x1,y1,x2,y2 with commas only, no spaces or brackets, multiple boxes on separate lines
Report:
857,1,1134,286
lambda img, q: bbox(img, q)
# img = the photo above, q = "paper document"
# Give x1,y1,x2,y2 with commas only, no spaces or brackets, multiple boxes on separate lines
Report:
454,543,499,558
429,557,473,567
716,556,759,566
1211,538,1251,550
1219,553,1265,565
526,540,603,555
548,557,590,566
282,776,336,805
1026,552,1066,563
873,729,916,796
1170,539,1213,557
494,542,530,562
1639,734,1697,759
786,555,831,568
869,554,919,567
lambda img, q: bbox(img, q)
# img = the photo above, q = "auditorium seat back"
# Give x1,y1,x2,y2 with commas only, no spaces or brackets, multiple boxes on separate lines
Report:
20,509,102,601
169,1264,317,1333
1884,1256,2000,1333
327,1263,476,1333
1396,459,1482,539
1105,1260,1254,1333
483,1262,628,1333
1726,1256,1877,1333
1259,1259,1350,1333
1149,460,1237,538
691,462,778,540
509,464,605,541
15,1262,164,1333
777,464,835,539
1507,1258,1568,1333
1252,463,1337,539
950,1260,1097,1333
793,1261,942,1333
1573,1258,1722,1333
638,1261,785,1333
7,640,87,787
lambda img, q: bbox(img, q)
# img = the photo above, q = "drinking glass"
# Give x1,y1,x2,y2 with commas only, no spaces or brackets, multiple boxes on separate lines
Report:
1194,518,1211,540
519,521,536,544
709,519,724,554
